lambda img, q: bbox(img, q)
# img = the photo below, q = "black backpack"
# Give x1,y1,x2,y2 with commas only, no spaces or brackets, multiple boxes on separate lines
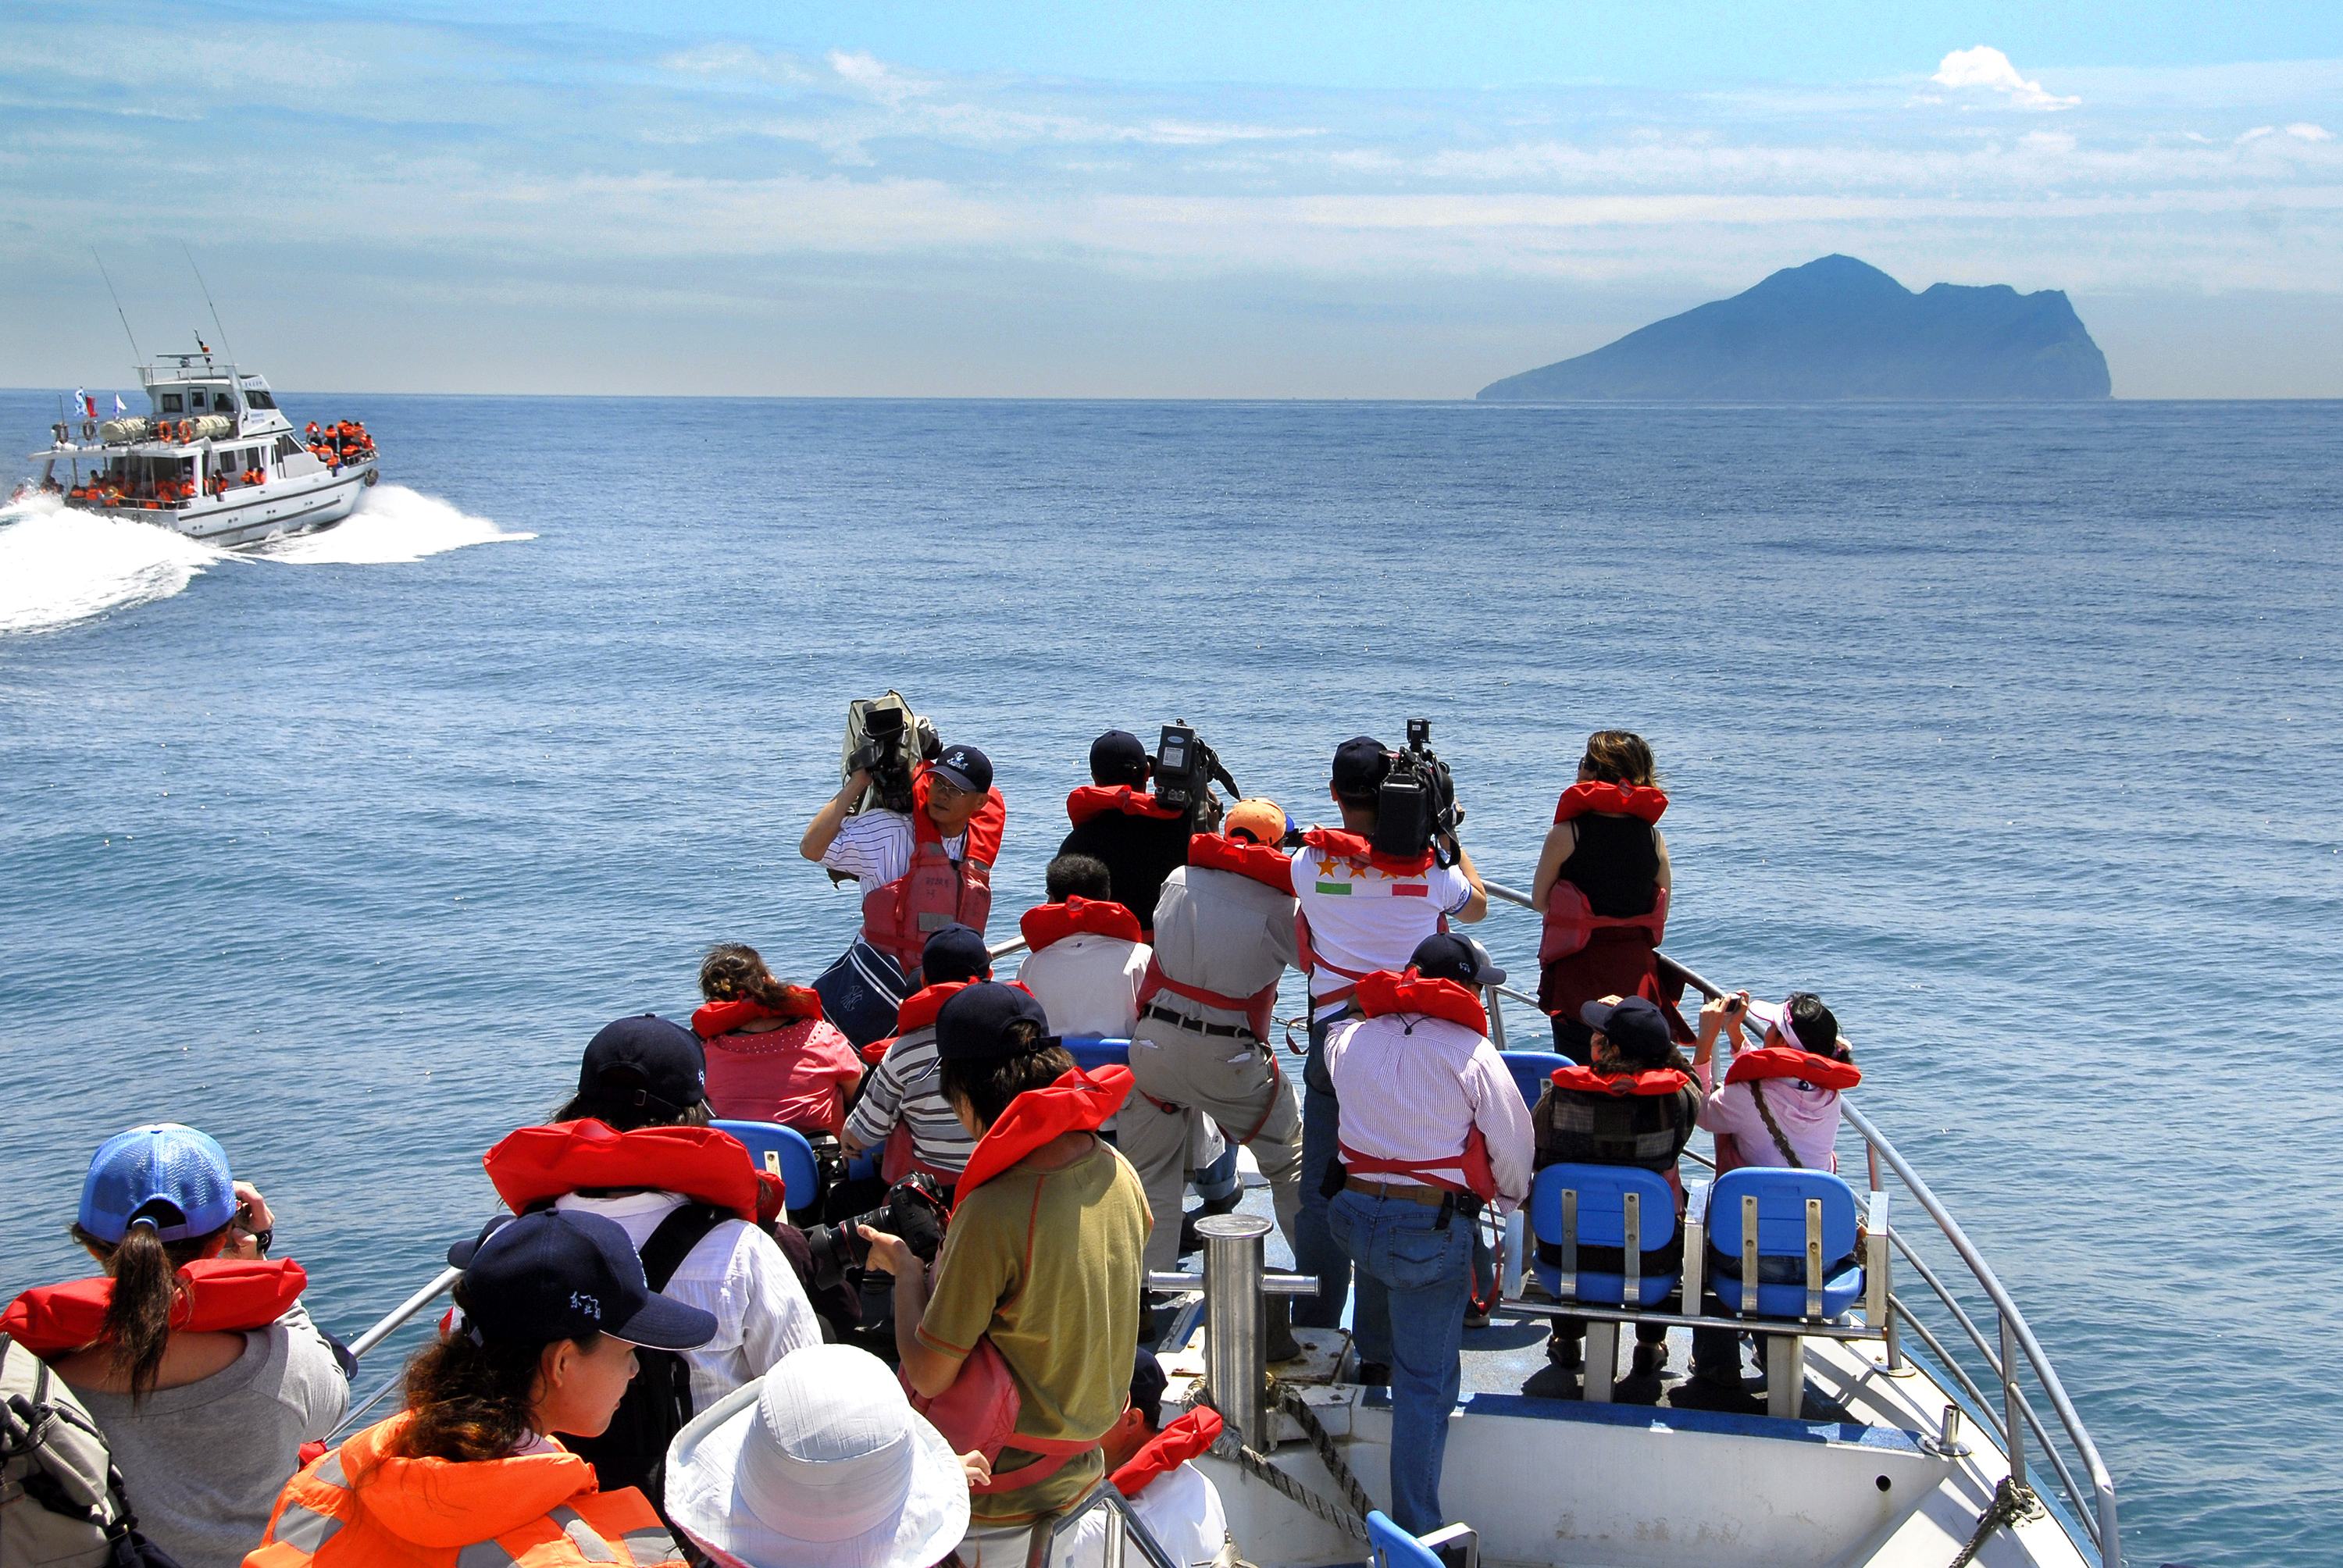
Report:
559,1204,726,1513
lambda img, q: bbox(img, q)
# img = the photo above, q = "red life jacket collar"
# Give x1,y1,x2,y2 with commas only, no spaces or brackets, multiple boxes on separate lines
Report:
1111,1407,1224,1499
952,1065,1133,1213
1553,781,1669,825
1550,1063,1694,1098
1186,832,1296,895
1354,968,1487,1035
483,1120,761,1223
2,1257,308,1358
914,769,1007,864
896,980,975,1036
1725,1046,1861,1092
691,986,824,1039
1020,896,1143,953
1065,785,1183,827
1300,826,1434,878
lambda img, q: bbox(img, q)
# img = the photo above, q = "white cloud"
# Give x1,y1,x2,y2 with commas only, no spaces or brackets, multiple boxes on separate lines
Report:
1931,46,2080,111
2288,122,2336,141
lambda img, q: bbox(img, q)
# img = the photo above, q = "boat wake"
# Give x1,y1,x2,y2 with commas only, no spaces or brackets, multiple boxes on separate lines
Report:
0,485,530,636
0,496,226,636
259,483,533,565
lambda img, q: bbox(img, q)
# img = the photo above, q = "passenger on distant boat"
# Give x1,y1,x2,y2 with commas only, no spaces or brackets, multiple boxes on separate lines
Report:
1122,798,1307,1278
246,1210,713,1568
841,923,997,1186
2,1124,348,1568
1321,937,1532,1537
692,942,864,1137
497,1015,821,1497
1056,730,1197,936
1532,731,1674,1064
1015,856,1151,1039
801,743,1006,988
1291,736,1489,1333
858,983,1147,1561
1530,994,1703,1396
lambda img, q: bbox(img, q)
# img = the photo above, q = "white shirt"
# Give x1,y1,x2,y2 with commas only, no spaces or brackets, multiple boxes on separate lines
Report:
819,807,965,886
1323,1011,1535,1212
1289,845,1471,1019
1015,934,1152,1037
1059,1462,1229,1568
553,1191,822,1412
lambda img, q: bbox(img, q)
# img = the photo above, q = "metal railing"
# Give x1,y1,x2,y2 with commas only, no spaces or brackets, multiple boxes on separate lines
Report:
1477,878,2119,1566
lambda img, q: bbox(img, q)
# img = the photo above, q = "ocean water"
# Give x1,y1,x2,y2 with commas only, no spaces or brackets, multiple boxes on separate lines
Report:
2,394,2338,1566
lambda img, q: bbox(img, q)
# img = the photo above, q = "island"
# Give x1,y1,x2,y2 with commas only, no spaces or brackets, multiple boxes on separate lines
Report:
1476,255,2111,401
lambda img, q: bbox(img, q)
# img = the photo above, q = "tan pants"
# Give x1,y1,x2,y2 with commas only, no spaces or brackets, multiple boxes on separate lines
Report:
1123,1012,1305,1274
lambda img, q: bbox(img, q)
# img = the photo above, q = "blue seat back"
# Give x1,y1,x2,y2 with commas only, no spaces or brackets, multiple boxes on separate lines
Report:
1366,1511,1443,1568
1706,1167,1863,1319
1061,1035,1132,1072
1530,1163,1678,1253
1500,1049,1570,1111
711,1120,821,1211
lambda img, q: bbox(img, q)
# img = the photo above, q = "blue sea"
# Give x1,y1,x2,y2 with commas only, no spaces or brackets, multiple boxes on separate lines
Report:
2,395,2338,1566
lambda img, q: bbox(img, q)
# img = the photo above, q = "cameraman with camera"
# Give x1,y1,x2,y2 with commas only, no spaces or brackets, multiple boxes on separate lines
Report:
1058,727,1229,935
1290,730,1488,1337
801,732,1006,991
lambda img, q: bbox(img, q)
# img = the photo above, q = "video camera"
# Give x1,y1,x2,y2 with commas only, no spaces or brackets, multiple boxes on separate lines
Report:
1372,717,1464,867
1154,721,1241,827
802,1171,950,1295
845,693,941,816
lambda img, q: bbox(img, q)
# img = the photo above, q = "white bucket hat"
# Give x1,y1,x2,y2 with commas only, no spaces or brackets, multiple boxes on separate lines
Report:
665,1344,971,1568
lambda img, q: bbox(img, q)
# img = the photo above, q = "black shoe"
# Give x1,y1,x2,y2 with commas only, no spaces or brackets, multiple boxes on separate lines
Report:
1631,1342,1670,1379
1354,1360,1392,1387
1546,1331,1583,1370
1674,1373,1766,1416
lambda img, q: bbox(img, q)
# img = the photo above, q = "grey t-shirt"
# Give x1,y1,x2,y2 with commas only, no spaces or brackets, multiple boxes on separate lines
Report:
1148,862,1299,1024
75,1306,349,1568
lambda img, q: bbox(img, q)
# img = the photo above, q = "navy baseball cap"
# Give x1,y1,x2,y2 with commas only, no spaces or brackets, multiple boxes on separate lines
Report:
934,982,1053,1062
78,1124,238,1245
1089,730,1150,786
1331,736,1390,800
931,745,993,795
1410,932,1506,989
922,923,994,986
448,1209,717,1350
1580,996,1673,1058
578,1014,706,1121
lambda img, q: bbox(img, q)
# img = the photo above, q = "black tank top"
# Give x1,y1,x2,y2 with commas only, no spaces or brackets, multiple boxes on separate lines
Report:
1558,814,1660,918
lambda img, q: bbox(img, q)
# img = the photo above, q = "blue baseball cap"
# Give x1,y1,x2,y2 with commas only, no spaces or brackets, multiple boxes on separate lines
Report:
78,1124,237,1245
930,745,993,795
922,923,993,986
448,1209,718,1351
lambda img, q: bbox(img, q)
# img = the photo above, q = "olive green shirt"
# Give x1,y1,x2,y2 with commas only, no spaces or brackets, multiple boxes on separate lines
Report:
915,1139,1150,1523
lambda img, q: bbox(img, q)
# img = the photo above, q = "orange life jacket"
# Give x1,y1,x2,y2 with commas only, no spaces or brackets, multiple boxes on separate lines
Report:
1724,1045,1861,1092
861,768,1006,982
1,1257,308,1357
1064,785,1183,826
480,1120,766,1224
1111,1406,1224,1498
690,985,823,1039
1538,782,1670,964
1134,832,1295,1040
1018,895,1142,953
1548,1062,1696,1098
1336,971,1499,1200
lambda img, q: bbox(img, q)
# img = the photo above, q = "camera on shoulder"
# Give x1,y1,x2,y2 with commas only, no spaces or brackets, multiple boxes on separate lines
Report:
1372,717,1463,866
1154,720,1240,828
846,692,942,816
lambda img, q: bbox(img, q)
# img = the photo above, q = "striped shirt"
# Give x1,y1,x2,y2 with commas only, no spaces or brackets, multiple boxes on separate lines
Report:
843,1025,976,1174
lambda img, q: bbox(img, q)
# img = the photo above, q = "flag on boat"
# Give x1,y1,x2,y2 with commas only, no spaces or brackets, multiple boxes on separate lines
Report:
77,388,95,418
113,394,127,415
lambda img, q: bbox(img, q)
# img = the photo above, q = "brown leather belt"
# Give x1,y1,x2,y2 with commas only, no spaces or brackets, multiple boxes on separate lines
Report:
1344,1176,1450,1207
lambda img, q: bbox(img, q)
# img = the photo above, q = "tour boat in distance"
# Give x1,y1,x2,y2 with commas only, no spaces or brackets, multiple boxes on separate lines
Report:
14,351,377,546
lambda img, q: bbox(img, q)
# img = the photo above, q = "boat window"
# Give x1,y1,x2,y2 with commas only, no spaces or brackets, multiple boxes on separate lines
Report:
275,435,299,459
159,393,184,412
190,389,209,409
244,388,276,409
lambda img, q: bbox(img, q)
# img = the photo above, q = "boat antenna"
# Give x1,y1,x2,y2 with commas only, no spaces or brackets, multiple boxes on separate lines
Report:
91,248,141,362
183,244,234,367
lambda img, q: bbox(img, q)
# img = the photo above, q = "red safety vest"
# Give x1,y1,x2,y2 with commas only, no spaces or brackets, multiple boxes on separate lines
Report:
690,985,824,1039
1538,782,1669,964
862,769,1006,982
1111,1406,1224,1498
2,1257,308,1357
1724,1046,1861,1092
1064,786,1184,827
1018,896,1143,952
480,1120,768,1224
1548,1062,1696,1098
1335,970,1498,1201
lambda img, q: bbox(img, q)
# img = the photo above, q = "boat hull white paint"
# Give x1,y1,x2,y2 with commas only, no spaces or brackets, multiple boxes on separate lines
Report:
86,464,374,548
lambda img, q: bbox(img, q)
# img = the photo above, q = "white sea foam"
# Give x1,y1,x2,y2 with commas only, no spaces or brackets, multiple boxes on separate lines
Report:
0,484,530,636
0,497,228,636
257,483,533,565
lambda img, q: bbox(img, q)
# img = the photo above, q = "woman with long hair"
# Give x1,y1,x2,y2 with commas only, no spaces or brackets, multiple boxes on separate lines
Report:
1530,731,1674,1064
691,943,864,1137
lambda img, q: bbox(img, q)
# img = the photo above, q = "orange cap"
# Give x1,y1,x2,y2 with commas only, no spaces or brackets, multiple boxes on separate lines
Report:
1223,797,1288,846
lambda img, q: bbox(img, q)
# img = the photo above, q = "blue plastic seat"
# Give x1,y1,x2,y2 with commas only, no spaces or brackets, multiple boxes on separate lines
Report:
1499,1049,1571,1112
711,1120,821,1213
1704,1167,1864,1320
1526,1163,1678,1309
1366,1511,1443,1568
1061,1035,1132,1072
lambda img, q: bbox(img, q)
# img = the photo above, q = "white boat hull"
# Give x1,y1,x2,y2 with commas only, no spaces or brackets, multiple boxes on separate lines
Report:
86,462,375,547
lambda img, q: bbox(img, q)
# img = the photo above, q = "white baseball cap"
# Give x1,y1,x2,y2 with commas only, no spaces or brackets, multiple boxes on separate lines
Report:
665,1345,970,1568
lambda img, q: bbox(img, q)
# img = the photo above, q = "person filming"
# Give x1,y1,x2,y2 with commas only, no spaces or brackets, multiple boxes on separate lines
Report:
1056,729,1197,936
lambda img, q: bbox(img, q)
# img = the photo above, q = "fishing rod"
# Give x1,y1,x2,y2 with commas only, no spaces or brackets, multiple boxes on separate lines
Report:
91,248,141,362
184,244,234,366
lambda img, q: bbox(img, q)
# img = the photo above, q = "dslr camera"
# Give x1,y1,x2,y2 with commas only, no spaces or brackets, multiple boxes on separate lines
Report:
1153,721,1240,828
1372,717,1464,866
802,1171,951,1295
846,693,941,816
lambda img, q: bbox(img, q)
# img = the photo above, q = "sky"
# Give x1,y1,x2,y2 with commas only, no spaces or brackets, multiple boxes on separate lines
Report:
3,2,2341,397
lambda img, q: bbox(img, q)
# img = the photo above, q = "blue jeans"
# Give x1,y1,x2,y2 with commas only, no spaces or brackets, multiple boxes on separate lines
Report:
1294,1015,1349,1329
1330,1188,1471,1536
